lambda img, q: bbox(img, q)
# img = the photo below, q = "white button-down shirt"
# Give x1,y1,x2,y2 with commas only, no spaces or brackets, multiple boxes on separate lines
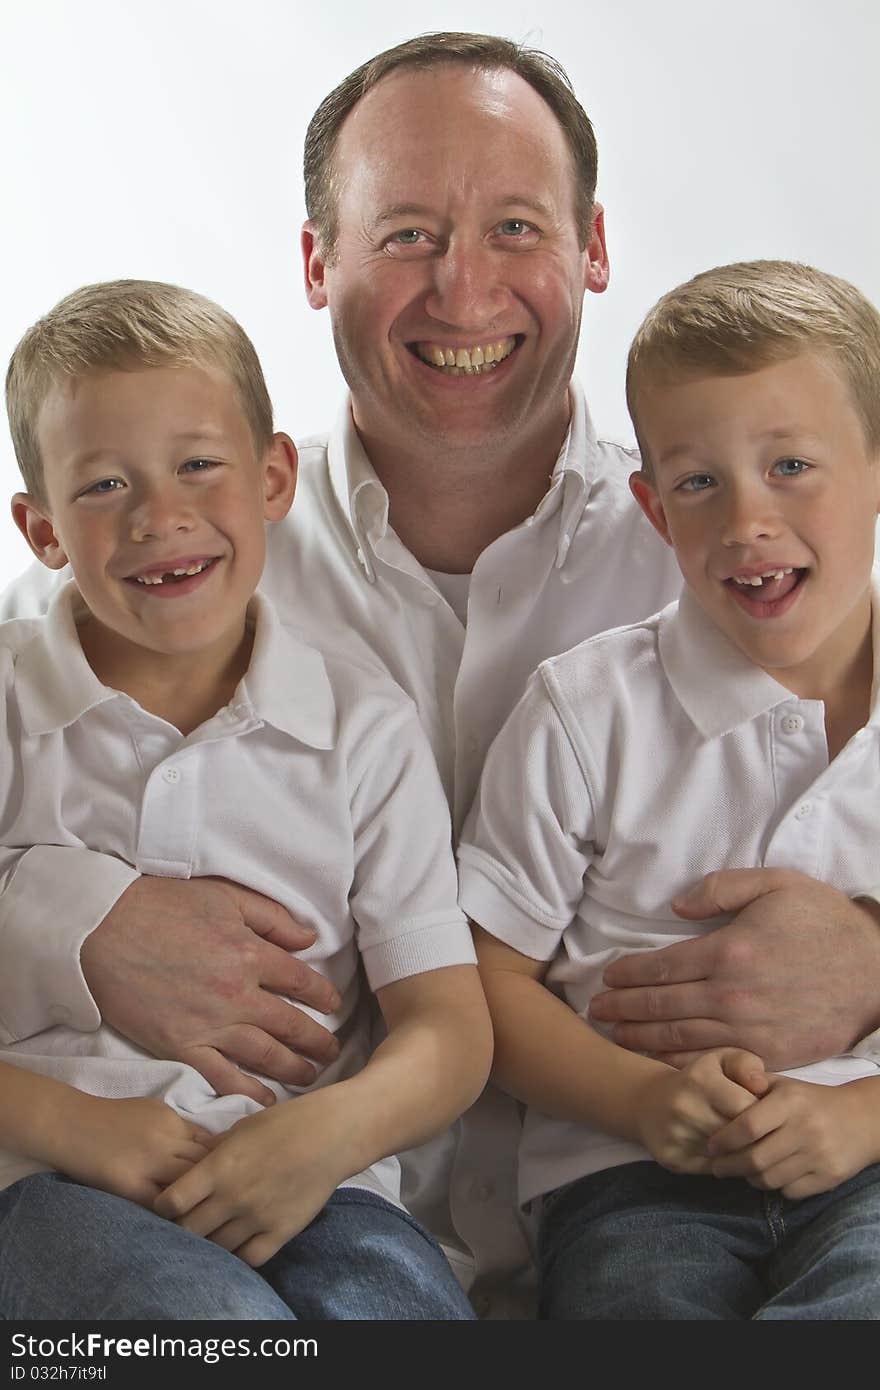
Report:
0,584,475,1198
458,584,880,1206
0,383,682,1310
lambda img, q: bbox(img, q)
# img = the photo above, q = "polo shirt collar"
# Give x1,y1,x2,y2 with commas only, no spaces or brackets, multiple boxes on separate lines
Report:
16,583,336,749
17,583,119,734
659,574,880,740
237,592,336,749
324,384,604,578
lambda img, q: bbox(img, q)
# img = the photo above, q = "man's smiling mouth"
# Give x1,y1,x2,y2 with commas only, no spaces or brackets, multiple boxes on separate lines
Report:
412,335,519,375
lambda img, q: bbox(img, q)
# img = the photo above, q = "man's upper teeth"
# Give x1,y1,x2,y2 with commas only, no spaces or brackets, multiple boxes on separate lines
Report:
136,561,210,585
416,337,516,373
733,568,794,587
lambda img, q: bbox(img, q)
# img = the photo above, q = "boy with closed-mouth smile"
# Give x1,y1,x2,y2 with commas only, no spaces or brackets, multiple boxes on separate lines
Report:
461,259,880,1319
0,278,490,1321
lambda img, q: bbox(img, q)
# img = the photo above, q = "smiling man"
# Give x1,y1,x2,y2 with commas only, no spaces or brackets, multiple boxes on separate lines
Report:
3,33,880,1319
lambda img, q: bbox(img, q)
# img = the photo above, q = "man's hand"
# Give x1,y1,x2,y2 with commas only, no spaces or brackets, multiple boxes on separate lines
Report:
589,868,880,1071
80,877,342,1104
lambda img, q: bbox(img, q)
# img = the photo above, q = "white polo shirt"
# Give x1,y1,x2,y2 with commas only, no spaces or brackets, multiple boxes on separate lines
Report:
0,583,475,1199
458,583,880,1206
0,383,682,1311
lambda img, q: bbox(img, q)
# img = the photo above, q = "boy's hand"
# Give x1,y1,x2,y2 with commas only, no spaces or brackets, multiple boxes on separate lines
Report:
636,1048,768,1173
154,1089,348,1267
57,1094,213,1207
707,1075,880,1198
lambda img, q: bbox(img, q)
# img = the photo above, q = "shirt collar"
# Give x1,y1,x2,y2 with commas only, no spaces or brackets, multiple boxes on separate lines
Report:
659,572,880,740
17,583,119,734
16,583,336,749
237,592,336,748
324,383,605,579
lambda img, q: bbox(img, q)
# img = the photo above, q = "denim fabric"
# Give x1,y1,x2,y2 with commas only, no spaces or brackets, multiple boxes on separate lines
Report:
538,1159,880,1320
0,1174,474,1320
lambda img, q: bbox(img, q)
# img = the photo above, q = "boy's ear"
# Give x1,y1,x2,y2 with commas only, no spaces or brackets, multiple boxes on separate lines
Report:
302,221,329,310
11,493,69,569
262,434,298,521
629,472,672,546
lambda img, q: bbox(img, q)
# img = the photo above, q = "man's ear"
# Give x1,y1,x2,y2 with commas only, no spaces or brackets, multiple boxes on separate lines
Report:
302,221,329,310
262,434,298,521
11,493,69,568
584,204,610,296
629,472,672,546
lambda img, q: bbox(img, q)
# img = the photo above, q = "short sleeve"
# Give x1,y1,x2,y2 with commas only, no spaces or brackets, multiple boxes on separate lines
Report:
457,668,596,961
347,693,476,992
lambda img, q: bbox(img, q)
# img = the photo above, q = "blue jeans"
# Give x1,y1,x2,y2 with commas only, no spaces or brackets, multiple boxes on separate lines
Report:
0,1174,474,1320
538,1159,880,1319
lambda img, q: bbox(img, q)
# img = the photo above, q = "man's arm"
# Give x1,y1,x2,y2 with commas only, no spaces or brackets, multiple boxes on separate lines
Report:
1,852,342,1105
589,868,880,1071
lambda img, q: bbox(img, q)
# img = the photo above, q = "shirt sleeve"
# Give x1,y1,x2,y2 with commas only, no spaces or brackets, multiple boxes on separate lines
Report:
347,694,476,992
457,668,596,962
0,845,139,1042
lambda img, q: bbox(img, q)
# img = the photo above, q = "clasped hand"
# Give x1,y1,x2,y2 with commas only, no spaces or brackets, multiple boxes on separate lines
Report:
638,1048,876,1201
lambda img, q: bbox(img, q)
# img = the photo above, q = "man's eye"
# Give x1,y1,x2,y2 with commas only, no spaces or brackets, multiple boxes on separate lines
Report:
81,477,124,496
677,474,715,492
389,229,425,245
497,219,530,236
773,457,810,477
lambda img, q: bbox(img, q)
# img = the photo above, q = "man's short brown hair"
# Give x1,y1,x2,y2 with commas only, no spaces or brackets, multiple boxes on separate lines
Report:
304,31,599,261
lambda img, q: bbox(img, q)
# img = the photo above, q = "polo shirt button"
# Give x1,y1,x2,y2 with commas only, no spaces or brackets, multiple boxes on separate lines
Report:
473,1293,493,1319
470,1180,495,1202
781,713,805,734
465,736,479,756
795,801,812,820
162,766,181,784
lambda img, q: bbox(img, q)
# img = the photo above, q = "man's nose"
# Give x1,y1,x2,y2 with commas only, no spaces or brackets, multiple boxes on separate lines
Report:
129,484,195,542
424,238,509,330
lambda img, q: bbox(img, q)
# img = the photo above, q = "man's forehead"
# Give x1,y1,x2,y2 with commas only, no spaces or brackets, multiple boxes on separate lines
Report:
336,63,566,158
333,64,577,214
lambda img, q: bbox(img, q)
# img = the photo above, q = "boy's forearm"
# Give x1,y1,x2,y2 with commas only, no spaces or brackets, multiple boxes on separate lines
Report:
316,966,493,1183
0,1061,96,1169
482,964,669,1144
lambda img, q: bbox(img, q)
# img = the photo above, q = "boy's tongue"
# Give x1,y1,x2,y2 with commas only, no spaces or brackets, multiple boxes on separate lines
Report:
731,569,802,604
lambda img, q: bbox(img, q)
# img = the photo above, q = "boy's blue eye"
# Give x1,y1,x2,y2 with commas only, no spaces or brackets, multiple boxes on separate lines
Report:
180,458,217,474
677,474,715,492
83,477,124,495
773,457,809,477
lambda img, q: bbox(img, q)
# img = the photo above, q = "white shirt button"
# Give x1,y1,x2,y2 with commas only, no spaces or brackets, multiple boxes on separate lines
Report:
795,801,812,820
781,714,805,734
470,1180,495,1202
162,766,181,784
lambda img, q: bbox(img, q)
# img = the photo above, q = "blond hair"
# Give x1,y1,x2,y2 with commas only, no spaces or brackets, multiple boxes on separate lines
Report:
626,260,880,476
6,279,274,499
304,31,599,261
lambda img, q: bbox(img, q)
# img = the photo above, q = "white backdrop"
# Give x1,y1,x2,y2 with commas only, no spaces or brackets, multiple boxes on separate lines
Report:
2,0,878,588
